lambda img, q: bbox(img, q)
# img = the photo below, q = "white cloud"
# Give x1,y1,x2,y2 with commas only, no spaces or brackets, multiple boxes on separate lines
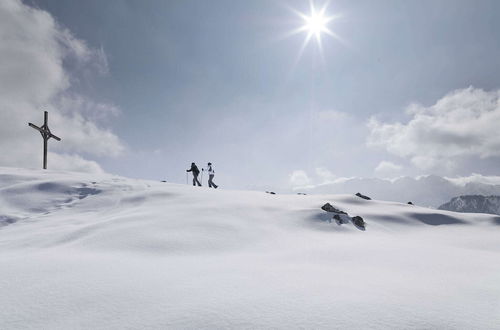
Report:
289,168,338,188
367,87,500,170
55,94,121,124
445,173,500,187
291,174,500,207
375,161,403,176
0,0,124,172
315,167,336,183
289,170,311,187
47,153,105,174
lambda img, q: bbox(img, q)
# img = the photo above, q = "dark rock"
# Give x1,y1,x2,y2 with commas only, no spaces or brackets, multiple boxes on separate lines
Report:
321,203,347,214
266,191,276,195
333,214,343,225
355,192,371,200
297,193,307,195
407,201,414,205
352,216,365,229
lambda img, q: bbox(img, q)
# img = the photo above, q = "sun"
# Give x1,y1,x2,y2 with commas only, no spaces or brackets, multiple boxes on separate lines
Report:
289,1,341,55
302,5,331,42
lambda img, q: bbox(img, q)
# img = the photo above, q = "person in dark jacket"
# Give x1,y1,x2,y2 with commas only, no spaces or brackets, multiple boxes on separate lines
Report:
206,162,218,189
186,162,201,186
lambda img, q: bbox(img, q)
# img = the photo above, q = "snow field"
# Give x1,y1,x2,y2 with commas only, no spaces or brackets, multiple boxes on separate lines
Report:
1,167,499,329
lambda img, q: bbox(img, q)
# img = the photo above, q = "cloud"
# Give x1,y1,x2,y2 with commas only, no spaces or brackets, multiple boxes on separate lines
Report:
289,167,338,188
289,170,311,187
375,161,403,176
291,173,500,207
0,0,123,172
47,153,105,173
445,173,500,186
315,167,336,183
367,87,500,170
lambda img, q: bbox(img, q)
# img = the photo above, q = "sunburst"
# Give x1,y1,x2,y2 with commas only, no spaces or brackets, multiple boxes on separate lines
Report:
288,1,341,60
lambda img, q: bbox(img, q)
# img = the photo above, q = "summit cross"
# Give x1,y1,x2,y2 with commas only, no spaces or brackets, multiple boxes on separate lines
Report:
28,111,61,169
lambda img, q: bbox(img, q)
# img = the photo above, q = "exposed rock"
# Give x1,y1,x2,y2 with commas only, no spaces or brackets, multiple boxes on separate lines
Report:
266,191,276,195
355,192,371,200
321,203,366,229
333,214,348,225
321,203,347,214
407,201,414,205
352,216,365,229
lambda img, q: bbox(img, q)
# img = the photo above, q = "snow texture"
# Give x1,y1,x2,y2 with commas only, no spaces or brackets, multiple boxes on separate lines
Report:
1,167,500,329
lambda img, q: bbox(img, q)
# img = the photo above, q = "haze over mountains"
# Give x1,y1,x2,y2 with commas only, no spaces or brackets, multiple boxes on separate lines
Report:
293,174,500,207
439,195,500,216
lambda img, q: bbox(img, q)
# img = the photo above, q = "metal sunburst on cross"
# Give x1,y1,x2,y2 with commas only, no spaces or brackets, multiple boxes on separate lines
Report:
28,111,61,169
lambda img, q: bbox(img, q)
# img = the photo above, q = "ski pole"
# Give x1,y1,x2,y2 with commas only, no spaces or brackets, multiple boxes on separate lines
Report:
201,169,204,185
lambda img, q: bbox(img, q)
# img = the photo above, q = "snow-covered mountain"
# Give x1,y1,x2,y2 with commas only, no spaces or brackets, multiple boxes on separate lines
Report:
295,175,500,207
1,167,499,329
438,195,500,215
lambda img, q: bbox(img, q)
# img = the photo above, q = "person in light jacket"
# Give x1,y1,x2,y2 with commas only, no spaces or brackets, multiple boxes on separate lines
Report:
206,162,218,188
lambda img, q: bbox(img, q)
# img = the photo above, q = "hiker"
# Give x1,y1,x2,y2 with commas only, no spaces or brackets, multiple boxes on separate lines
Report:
206,162,218,188
186,162,201,186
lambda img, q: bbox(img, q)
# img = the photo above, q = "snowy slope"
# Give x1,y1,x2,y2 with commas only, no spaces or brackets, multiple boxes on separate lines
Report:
439,195,500,215
1,167,500,329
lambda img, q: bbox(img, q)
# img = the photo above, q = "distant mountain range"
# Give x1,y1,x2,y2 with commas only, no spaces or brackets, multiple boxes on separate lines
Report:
438,195,500,215
295,175,500,208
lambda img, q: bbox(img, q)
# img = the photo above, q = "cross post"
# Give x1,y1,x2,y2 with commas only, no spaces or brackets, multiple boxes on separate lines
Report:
28,111,61,169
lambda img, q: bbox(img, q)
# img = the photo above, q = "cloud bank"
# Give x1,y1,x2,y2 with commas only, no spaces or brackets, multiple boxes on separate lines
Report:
374,161,403,176
0,0,124,172
367,87,500,170
289,170,500,207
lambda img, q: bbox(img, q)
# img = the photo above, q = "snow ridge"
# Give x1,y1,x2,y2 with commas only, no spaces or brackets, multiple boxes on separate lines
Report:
1,167,500,329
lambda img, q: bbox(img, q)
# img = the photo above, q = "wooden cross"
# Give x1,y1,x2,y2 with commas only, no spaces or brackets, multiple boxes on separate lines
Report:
29,111,61,169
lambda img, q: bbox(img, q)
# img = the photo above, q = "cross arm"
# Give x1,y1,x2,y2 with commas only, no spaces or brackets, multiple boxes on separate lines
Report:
28,122,43,133
29,123,61,141
50,134,61,141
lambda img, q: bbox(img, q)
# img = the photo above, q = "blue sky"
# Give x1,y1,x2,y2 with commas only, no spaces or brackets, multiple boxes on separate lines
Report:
2,0,500,189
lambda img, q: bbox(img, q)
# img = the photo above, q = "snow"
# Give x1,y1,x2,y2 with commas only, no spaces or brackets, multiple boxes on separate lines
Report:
1,167,500,329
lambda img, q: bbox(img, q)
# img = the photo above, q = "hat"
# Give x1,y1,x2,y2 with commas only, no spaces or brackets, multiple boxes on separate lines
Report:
208,162,212,165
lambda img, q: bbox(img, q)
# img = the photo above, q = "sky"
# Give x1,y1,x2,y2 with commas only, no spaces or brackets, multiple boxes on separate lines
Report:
1,0,500,191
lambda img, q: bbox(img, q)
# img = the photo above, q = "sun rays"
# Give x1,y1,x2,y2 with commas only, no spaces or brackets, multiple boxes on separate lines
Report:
287,1,342,64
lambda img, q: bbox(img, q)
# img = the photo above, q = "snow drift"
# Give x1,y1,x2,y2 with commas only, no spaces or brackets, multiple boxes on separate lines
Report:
1,167,499,329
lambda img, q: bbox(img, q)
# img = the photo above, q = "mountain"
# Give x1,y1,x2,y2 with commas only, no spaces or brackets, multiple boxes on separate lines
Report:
1,167,499,329
295,175,500,207
438,195,500,215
